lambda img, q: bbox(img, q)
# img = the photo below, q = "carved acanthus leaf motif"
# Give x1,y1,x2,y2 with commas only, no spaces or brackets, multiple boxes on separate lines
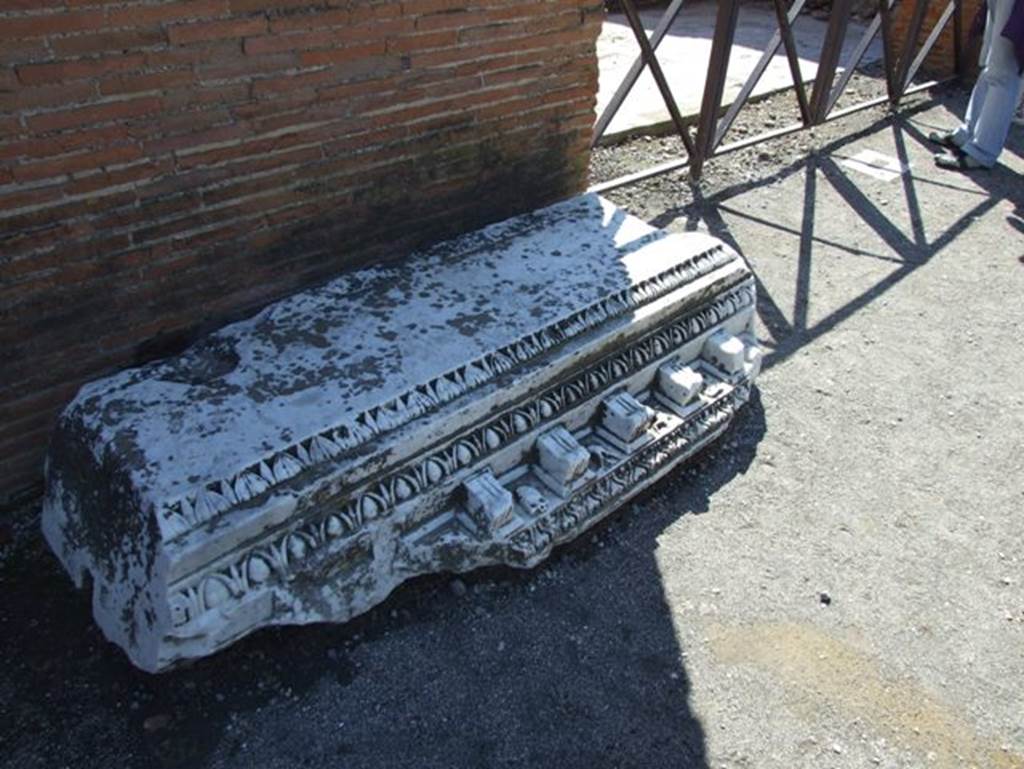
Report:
161,259,744,535
169,386,747,628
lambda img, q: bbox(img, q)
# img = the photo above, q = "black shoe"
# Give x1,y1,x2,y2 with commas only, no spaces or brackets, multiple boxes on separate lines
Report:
928,130,959,150
934,148,987,171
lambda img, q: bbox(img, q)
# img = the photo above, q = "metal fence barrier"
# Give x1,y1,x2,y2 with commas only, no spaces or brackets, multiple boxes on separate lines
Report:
590,0,964,192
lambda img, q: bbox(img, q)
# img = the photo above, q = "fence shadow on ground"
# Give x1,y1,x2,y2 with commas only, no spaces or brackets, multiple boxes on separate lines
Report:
648,91,1024,371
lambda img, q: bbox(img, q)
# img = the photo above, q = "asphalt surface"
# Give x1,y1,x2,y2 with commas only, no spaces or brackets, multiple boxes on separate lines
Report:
2,82,1023,769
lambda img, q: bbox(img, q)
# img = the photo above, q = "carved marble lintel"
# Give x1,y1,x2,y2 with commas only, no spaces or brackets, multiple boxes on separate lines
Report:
515,485,549,516
587,443,622,471
703,330,746,375
40,193,760,672
464,469,514,534
702,330,763,382
657,359,704,407
535,425,590,494
600,391,657,450
740,333,763,380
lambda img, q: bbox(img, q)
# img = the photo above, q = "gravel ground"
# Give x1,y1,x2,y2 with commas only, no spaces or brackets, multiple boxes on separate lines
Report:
2,77,1023,769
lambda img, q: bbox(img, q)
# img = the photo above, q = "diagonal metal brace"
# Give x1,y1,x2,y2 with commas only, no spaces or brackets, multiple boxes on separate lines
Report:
893,0,931,105
808,0,853,123
713,0,810,151
592,0,689,146
613,0,696,156
901,0,956,93
692,0,740,179
824,3,889,116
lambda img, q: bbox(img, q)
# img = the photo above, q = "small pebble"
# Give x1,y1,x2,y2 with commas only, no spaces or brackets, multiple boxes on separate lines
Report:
819,592,832,606
450,578,467,598
143,713,171,733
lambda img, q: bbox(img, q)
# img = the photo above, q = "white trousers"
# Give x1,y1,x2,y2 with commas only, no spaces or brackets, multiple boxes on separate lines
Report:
951,0,1024,166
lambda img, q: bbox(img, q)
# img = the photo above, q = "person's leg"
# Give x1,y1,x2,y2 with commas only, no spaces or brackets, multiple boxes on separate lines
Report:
956,0,1022,166
952,76,991,145
951,0,998,147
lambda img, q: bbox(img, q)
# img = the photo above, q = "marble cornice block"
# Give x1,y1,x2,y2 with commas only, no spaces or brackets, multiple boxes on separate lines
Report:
41,193,761,671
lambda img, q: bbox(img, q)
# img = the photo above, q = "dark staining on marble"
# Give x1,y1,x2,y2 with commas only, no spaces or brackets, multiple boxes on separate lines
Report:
60,196,652,513
158,338,240,386
50,419,155,589
253,319,332,355
240,352,381,402
360,273,415,310
99,398,147,428
334,357,388,394
448,311,495,337
428,211,556,265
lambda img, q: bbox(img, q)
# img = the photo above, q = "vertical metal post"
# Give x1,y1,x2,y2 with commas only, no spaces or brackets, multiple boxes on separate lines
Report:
878,0,898,102
952,0,964,77
773,0,813,125
809,0,853,123
692,0,740,179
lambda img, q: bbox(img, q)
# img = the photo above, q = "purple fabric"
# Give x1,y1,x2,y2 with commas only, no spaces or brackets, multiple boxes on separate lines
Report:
1002,0,1024,72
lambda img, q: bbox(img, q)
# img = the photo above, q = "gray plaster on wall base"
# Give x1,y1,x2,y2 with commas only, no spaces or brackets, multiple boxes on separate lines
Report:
41,194,761,672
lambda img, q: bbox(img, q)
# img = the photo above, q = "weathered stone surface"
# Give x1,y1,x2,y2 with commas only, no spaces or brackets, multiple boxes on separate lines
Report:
41,193,761,672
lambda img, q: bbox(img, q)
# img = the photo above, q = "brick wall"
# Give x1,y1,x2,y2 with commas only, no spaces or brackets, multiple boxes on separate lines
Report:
889,0,983,77
0,0,604,502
